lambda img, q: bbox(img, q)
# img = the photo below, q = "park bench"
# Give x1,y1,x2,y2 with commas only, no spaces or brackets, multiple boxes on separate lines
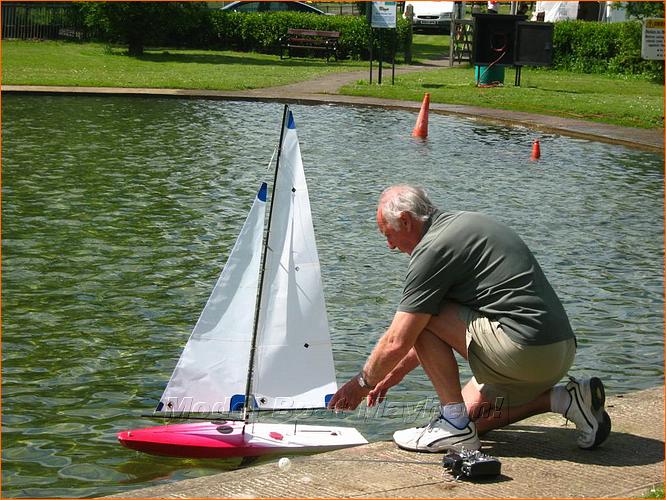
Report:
280,28,340,62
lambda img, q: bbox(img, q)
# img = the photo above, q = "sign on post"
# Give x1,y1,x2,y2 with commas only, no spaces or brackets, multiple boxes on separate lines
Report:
371,2,397,29
641,18,664,60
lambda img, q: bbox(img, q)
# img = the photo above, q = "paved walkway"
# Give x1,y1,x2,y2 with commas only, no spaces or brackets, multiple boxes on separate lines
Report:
4,59,663,152
107,386,664,498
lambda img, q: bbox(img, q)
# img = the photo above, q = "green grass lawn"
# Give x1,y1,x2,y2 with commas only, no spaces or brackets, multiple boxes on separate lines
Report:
341,65,664,129
3,39,663,129
353,33,664,129
2,40,367,90
410,33,450,62
645,485,665,498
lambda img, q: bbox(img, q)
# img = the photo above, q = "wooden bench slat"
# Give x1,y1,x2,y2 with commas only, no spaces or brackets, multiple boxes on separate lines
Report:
287,28,340,37
280,28,340,62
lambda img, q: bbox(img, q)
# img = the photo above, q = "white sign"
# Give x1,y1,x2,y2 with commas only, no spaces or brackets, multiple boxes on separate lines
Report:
641,18,664,60
371,2,397,29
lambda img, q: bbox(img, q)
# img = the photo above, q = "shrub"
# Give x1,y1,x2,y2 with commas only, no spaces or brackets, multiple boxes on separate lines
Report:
79,2,212,55
78,3,412,62
209,10,412,61
553,20,664,82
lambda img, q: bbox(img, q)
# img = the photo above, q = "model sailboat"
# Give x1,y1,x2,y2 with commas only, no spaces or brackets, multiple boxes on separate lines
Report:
117,106,367,458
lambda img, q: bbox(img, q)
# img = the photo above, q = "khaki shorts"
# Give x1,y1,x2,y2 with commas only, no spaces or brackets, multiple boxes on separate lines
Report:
460,306,576,407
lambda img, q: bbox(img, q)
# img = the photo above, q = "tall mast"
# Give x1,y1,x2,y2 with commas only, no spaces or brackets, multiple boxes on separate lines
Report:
242,104,290,421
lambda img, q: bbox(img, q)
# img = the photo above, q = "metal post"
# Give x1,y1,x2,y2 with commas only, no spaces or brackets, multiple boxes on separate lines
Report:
405,4,413,64
392,29,396,85
369,28,373,84
366,5,373,84
378,28,383,85
449,20,455,66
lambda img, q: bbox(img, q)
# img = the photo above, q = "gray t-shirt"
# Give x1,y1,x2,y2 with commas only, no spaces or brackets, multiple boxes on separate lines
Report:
398,210,575,346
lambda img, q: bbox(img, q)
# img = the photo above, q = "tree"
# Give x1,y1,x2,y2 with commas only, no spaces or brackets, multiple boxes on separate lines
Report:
622,1,664,20
356,2,369,16
80,2,209,56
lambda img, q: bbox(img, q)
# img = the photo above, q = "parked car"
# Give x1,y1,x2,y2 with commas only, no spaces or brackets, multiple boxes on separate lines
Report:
404,1,463,34
221,1,326,15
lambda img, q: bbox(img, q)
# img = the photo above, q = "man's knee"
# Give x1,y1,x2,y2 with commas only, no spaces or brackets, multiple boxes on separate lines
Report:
424,302,469,357
413,328,447,358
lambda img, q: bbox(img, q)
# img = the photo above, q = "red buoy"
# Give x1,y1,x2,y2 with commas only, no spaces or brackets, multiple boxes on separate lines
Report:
531,139,541,161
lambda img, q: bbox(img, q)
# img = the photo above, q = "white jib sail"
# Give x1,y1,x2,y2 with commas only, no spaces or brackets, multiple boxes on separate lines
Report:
252,110,338,410
156,183,267,414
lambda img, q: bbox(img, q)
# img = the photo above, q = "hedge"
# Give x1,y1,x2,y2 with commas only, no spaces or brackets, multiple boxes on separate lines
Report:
79,4,411,61
80,4,662,80
198,14,662,78
209,10,412,61
553,20,664,81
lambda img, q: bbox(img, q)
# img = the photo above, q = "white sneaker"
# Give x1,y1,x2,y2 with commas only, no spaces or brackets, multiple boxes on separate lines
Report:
393,416,481,453
564,376,611,449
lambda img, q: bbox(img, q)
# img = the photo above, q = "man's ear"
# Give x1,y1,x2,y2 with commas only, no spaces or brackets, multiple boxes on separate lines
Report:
399,211,412,230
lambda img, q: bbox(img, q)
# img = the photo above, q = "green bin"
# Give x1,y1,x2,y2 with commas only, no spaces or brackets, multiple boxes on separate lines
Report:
474,65,505,85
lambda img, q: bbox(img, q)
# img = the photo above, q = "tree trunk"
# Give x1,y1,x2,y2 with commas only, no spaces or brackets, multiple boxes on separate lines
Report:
127,36,143,57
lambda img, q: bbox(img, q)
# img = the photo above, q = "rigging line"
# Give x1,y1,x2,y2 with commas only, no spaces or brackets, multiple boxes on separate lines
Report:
266,143,278,172
243,104,291,423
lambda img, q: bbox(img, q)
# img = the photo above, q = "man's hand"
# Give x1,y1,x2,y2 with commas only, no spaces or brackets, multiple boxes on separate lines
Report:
366,375,394,407
367,348,420,407
329,312,428,412
327,376,369,412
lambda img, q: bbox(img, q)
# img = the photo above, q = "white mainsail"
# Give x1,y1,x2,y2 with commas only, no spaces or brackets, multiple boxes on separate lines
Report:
156,110,337,414
252,111,337,410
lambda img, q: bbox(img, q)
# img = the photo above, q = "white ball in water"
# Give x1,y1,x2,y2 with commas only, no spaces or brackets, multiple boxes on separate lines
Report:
278,457,292,471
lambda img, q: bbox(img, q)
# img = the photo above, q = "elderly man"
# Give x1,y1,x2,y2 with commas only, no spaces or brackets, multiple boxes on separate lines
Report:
328,185,610,452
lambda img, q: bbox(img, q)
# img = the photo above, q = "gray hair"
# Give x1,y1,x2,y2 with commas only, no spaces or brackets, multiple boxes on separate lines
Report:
379,185,437,230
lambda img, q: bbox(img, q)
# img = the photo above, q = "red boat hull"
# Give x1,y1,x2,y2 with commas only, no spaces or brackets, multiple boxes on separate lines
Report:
118,421,367,459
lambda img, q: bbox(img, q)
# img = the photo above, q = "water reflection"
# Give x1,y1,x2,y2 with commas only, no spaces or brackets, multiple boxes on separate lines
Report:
2,95,663,498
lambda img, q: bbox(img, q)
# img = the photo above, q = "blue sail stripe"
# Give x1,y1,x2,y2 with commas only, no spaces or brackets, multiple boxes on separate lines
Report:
287,111,296,130
231,394,258,411
258,182,268,202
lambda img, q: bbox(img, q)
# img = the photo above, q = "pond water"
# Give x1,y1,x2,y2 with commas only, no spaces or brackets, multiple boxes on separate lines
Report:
2,95,663,498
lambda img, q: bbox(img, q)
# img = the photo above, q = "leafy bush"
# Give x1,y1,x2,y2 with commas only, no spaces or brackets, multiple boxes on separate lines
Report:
209,10,412,61
553,20,664,82
79,2,212,55
78,3,411,61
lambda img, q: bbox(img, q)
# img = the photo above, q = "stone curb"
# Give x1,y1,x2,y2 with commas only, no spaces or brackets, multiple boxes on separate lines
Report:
106,386,664,499
3,80,663,153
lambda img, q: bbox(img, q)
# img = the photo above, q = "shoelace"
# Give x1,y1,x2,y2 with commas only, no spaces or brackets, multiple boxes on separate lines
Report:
415,414,442,429
414,415,444,442
426,414,446,430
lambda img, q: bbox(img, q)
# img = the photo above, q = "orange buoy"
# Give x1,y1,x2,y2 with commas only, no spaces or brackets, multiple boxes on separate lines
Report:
530,139,541,160
412,93,430,138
